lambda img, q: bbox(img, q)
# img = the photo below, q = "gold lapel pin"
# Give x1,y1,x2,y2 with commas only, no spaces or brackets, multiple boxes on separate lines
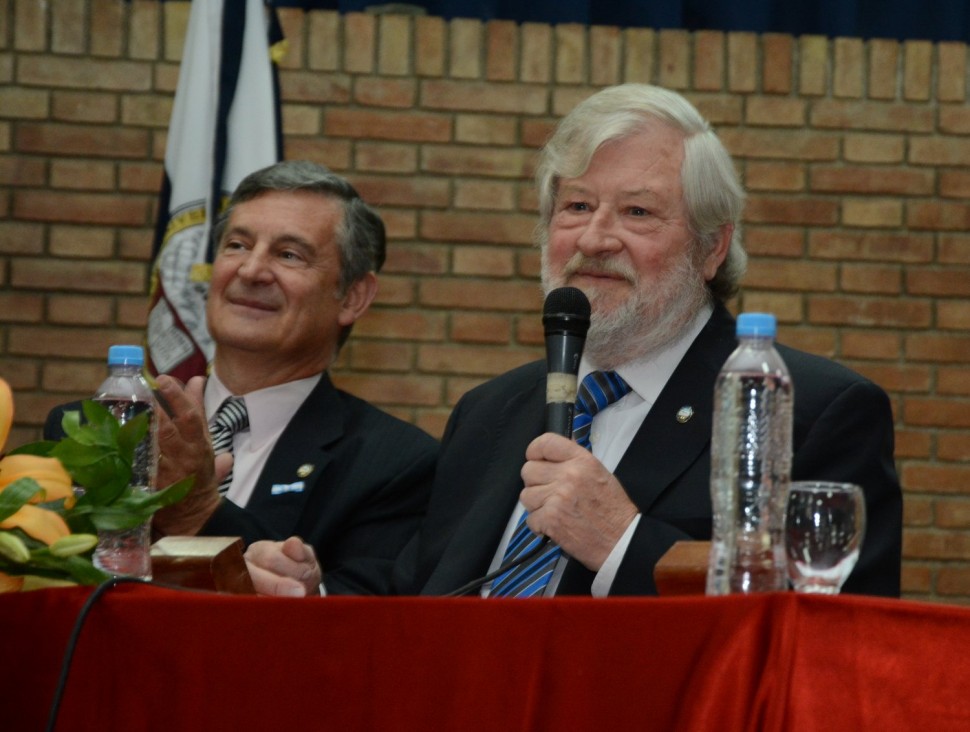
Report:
296,463,314,478
676,406,694,424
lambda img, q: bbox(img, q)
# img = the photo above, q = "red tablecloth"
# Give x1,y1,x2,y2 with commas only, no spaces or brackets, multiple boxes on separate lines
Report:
3,585,968,731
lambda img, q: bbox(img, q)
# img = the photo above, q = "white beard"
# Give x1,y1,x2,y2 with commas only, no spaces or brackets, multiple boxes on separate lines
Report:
541,248,711,369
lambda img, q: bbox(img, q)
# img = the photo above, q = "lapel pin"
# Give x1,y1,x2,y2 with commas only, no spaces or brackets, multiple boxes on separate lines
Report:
296,463,314,478
676,406,694,424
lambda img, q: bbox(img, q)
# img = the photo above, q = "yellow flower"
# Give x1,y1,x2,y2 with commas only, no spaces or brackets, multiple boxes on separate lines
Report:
0,377,74,548
0,503,71,545
0,455,75,508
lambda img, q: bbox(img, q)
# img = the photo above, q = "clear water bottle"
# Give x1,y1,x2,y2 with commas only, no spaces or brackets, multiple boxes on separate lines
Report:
707,313,793,595
93,344,157,580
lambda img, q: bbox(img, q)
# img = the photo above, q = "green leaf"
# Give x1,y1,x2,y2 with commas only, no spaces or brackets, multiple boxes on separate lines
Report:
116,412,149,461
7,440,57,457
0,477,44,523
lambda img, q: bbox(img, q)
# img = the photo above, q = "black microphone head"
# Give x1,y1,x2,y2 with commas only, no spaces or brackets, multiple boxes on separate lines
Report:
542,286,591,337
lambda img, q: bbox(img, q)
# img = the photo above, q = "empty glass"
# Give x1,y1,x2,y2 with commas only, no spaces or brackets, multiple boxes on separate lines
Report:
785,481,866,594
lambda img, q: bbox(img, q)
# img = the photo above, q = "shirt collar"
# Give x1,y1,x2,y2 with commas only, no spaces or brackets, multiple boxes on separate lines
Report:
204,370,323,449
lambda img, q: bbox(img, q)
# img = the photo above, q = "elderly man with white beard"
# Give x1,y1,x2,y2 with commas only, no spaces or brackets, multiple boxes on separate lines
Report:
248,84,903,598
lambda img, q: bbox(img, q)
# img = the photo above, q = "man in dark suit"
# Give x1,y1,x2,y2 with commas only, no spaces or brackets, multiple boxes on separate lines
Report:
124,160,435,595
253,85,902,598
388,83,901,598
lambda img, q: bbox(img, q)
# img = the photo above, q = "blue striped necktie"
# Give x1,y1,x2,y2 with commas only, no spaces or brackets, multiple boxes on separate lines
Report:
489,370,631,597
209,396,249,496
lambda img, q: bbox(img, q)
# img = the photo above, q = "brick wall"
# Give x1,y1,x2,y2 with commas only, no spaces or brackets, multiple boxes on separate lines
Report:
1,0,969,604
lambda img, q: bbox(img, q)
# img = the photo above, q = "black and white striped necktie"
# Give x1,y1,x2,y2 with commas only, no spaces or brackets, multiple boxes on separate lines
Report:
209,396,249,496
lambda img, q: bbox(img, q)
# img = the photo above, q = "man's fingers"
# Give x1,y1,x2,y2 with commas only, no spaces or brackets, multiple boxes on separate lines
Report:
246,561,307,598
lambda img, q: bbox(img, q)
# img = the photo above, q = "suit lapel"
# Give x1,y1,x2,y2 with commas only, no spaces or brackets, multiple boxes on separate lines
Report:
614,305,737,512
244,374,340,536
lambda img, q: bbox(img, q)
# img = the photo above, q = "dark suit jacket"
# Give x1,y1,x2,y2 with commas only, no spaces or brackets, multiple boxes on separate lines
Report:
46,374,438,595
394,304,902,597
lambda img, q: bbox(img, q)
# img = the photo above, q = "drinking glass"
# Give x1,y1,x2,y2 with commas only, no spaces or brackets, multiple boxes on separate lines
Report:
785,481,866,594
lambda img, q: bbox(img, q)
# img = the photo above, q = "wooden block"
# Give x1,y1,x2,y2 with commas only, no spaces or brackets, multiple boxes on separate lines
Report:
653,540,710,596
151,536,255,595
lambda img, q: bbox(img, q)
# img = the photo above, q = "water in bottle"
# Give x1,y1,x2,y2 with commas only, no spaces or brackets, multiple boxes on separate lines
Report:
707,313,793,595
93,344,158,579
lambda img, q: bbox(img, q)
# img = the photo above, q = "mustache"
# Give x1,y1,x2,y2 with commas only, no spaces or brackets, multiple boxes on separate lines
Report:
561,253,638,284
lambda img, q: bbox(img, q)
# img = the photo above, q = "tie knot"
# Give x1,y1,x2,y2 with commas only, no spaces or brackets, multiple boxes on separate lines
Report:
577,370,631,416
212,396,249,435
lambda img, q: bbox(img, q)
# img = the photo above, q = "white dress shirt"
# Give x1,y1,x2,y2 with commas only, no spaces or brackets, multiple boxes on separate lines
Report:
204,370,322,508
483,303,714,597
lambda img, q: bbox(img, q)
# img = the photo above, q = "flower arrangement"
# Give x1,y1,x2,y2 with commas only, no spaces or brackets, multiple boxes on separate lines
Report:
0,377,192,592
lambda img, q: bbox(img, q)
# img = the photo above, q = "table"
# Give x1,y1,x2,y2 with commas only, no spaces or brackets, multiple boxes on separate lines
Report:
4,585,969,731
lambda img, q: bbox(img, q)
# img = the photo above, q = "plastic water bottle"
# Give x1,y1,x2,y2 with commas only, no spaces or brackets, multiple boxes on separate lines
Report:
92,344,157,580
706,313,793,595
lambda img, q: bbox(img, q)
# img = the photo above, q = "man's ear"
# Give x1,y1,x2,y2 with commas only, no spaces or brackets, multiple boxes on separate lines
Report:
702,224,733,281
337,272,379,327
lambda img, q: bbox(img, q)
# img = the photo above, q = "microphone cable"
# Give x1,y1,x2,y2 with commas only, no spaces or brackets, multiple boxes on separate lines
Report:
44,576,212,732
444,535,553,598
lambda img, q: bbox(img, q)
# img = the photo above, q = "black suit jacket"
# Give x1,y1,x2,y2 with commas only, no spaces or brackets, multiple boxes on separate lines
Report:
395,304,902,597
46,374,438,595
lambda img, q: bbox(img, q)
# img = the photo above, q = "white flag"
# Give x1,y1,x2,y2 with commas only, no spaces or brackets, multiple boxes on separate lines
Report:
147,0,282,380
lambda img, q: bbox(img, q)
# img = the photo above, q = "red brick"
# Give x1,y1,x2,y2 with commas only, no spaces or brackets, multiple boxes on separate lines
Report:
455,114,517,145
902,40,933,102
334,373,441,407
745,97,805,127
417,343,539,377
453,246,517,277
382,244,447,276
353,309,446,342
798,35,828,96
808,231,933,263
451,312,513,344
49,225,115,258
554,24,586,84
903,465,970,497
419,279,540,311
718,128,840,161
340,342,414,373
841,330,902,359
90,0,125,58
415,15,445,77
343,13,376,73
117,296,149,328
905,398,970,429
422,145,532,178
939,235,970,264
811,100,934,132
844,133,904,163
743,259,836,291
307,10,340,71
18,56,151,90
744,162,805,191
355,77,416,108
47,294,113,325
377,14,412,76
283,138,352,170
589,25,621,87
940,106,970,135
840,264,902,294
50,158,116,190
454,180,517,211
938,42,967,103
907,269,970,297
325,108,451,142
906,334,970,363
0,87,48,119
658,29,690,89
623,27,654,83
350,175,450,208
743,227,805,256
485,20,517,82
938,436,970,464
0,155,46,186
852,363,930,392
14,190,149,226
11,258,146,294
449,18,483,79
693,31,724,91
119,161,163,193
868,39,900,100
421,211,536,245
422,80,547,115
910,137,970,166
808,296,931,328
727,32,757,92
279,71,352,104
907,202,970,231
940,171,970,199
842,198,903,228
0,358,41,391
0,221,45,254
833,37,864,98
894,429,932,460
0,291,43,322
762,34,793,94
810,166,933,196
521,23,553,83
16,122,149,158
939,367,970,396
355,142,418,173
8,325,141,358
744,195,839,226
739,292,802,322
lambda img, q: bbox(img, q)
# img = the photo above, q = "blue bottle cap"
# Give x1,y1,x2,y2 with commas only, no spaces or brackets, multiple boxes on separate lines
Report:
736,313,777,338
107,345,145,366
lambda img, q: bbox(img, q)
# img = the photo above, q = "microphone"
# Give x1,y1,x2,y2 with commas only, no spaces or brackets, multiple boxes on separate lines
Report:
543,286,591,437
